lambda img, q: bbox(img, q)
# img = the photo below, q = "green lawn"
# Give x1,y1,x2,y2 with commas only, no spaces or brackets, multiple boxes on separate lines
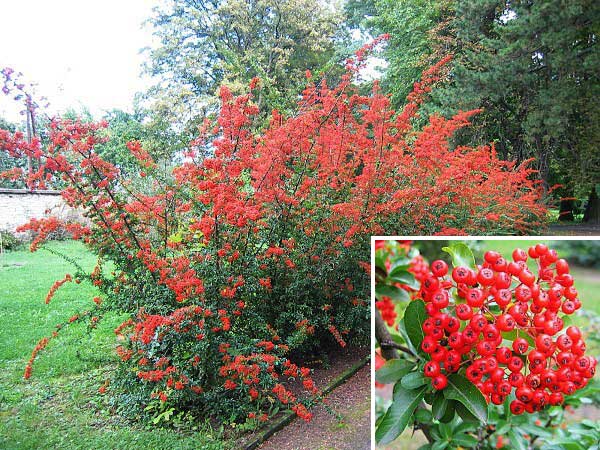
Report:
0,241,227,449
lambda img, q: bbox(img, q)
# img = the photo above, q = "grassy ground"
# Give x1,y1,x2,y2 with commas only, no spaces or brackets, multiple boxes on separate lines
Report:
0,241,227,449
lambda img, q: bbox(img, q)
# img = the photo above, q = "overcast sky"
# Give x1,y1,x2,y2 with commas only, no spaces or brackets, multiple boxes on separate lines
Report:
0,0,157,123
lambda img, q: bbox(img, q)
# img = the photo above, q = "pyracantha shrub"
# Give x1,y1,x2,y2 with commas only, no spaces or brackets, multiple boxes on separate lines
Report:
2,37,546,424
374,240,598,447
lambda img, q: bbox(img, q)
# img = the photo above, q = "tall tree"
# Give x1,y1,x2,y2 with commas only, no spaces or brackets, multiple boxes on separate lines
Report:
345,0,456,106
142,0,347,152
435,0,600,203
350,0,599,206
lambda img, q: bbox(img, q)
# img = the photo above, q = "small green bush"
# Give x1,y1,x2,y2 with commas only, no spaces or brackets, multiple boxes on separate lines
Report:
0,229,22,251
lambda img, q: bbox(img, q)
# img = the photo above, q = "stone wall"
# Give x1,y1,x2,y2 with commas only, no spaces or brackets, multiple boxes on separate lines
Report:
0,188,84,233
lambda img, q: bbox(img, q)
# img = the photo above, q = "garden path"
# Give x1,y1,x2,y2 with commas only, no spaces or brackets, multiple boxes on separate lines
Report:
259,364,371,450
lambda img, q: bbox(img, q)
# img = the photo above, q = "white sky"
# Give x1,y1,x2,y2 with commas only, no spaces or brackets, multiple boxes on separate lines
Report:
0,0,157,124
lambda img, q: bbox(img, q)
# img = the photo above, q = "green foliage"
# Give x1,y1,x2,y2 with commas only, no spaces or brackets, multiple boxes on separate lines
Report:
403,299,427,354
349,0,600,198
442,242,476,270
0,115,25,189
434,0,600,195
0,229,22,251
556,240,600,269
376,383,427,444
443,374,488,423
142,0,348,149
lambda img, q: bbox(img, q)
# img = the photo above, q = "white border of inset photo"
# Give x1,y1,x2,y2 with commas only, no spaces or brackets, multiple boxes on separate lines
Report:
370,235,600,450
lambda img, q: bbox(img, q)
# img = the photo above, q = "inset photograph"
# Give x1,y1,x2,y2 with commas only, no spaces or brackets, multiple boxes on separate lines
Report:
374,239,600,449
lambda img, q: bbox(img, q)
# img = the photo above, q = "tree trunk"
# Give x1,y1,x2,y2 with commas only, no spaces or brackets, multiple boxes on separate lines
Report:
584,187,599,224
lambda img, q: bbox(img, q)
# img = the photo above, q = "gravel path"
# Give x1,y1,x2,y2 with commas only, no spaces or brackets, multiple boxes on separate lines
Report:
260,363,371,450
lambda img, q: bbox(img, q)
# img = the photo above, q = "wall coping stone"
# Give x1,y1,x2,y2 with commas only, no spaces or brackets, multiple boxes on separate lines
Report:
0,188,61,195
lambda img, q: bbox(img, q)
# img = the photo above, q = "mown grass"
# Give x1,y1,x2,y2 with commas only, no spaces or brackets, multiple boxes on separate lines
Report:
0,241,227,449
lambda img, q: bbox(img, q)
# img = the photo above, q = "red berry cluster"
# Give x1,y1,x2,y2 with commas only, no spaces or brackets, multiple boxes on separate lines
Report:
420,244,596,414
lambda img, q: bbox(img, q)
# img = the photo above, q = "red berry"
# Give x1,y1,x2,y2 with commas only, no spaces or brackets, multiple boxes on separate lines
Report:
512,337,529,354
470,314,487,332
492,257,508,272
456,304,473,320
562,301,576,315
423,276,440,292
494,288,512,308
496,347,512,364
556,351,574,366
484,251,501,264
518,269,536,287
556,274,574,288
494,271,512,289
424,360,441,377
431,260,448,277
566,326,581,341
421,336,437,354
483,323,500,341
515,284,532,302
535,334,553,352
516,386,533,403
510,399,526,414
496,314,515,332
508,356,524,372
445,316,460,333
452,266,470,284
508,372,525,387
431,290,449,309
556,334,573,351
555,259,569,275
477,268,495,286
512,248,527,262
466,288,485,308
432,374,448,390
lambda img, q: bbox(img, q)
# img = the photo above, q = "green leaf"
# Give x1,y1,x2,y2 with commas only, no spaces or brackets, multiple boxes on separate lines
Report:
440,400,456,423
415,408,432,423
432,391,448,421
504,329,535,346
431,441,449,450
389,257,411,272
452,434,479,447
388,269,420,290
508,429,528,450
376,284,410,302
547,440,586,450
401,371,428,389
375,250,388,272
439,421,453,439
442,242,476,270
454,401,479,423
403,300,427,354
397,321,419,356
375,385,427,445
444,374,488,423
495,420,511,435
518,423,553,439
376,359,415,384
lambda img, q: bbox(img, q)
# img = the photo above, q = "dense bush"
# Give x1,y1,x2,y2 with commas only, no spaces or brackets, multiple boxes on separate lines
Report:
1,40,547,425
